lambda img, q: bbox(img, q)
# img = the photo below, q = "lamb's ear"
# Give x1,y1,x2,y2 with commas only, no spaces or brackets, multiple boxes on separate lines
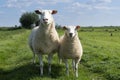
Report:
63,26,67,30
75,25,80,30
35,10,42,14
51,10,57,14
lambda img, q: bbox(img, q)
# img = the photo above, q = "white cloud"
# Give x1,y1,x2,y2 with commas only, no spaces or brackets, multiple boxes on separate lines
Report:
4,0,72,8
20,9,26,13
5,0,32,8
70,0,116,11
65,0,119,16
94,6,112,10
36,0,72,4
92,0,112,3
72,2,92,10
91,0,112,5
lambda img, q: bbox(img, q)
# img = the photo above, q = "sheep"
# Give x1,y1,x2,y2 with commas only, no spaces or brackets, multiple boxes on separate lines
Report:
28,9,59,76
58,25,83,77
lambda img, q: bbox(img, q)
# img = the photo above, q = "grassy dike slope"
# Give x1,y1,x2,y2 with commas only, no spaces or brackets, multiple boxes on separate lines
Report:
0,27,120,80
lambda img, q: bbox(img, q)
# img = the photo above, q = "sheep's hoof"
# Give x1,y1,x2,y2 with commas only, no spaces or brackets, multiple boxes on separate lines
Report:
40,74,43,77
48,72,52,76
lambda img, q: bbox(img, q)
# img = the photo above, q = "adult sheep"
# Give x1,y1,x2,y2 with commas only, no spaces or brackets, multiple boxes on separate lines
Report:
28,9,59,76
58,26,83,77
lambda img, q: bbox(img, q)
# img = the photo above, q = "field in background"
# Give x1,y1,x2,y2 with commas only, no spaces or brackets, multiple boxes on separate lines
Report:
0,27,120,80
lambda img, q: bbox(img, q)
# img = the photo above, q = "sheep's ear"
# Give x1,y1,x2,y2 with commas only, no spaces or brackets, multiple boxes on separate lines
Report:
63,26,67,30
51,10,57,14
35,10,42,14
75,25,80,30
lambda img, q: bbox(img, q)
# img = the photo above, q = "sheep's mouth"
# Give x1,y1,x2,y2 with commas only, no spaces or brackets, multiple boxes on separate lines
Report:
43,21,48,24
69,33,73,38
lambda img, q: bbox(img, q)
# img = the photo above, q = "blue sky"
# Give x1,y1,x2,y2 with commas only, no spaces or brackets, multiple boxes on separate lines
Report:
0,0,120,27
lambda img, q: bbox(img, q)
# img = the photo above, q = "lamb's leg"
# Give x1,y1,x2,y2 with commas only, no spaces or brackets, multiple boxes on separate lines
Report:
64,59,69,76
48,54,53,75
75,58,80,77
37,54,43,76
72,59,75,72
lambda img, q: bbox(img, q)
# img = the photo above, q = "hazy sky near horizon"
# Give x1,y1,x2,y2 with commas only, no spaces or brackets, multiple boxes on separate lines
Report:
0,0,120,27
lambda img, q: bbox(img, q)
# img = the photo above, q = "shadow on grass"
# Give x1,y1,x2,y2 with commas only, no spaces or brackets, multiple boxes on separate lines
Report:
0,63,63,80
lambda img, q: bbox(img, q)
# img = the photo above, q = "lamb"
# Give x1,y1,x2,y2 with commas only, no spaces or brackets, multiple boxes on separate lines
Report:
58,25,83,77
28,9,59,76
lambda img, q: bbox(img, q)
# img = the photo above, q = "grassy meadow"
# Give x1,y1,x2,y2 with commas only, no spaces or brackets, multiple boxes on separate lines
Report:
0,27,120,80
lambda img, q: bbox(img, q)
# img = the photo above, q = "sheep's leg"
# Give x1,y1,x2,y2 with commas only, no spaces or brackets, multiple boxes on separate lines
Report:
59,58,62,64
58,53,62,64
37,54,43,76
31,48,36,64
48,54,53,75
75,59,80,77
33,53,36,64
64,59,69,76
72,59,75,72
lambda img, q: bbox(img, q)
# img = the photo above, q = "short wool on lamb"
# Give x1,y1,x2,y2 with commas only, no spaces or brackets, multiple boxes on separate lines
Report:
58,25,83,77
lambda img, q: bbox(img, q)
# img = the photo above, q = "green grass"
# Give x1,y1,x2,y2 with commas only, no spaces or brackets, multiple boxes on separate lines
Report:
0,27,120,80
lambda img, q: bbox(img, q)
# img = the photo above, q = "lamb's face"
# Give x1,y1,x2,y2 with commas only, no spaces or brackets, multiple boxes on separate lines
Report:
63,26,80,38
35,10,57,25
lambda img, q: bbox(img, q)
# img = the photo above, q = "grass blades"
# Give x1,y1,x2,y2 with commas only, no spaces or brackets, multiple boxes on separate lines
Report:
0,27,120,80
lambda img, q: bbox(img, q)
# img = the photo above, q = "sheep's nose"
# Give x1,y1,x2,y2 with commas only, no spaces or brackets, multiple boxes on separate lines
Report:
43,19,48,21
69,33,73,37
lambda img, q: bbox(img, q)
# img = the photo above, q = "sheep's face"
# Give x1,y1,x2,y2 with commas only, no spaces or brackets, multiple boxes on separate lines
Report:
35,10,57,25
63,26,80,38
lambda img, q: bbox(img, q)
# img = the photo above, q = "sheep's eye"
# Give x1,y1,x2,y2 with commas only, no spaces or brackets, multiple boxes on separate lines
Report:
68,29,70,31
39,12,42,15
